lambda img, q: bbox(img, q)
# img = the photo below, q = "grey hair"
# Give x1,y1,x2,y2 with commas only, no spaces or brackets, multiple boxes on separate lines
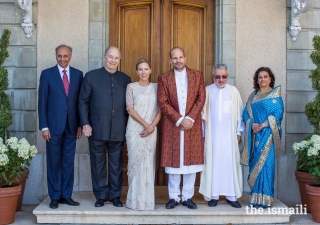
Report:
104,46,122,58
212,64,228,74
55,45,72,55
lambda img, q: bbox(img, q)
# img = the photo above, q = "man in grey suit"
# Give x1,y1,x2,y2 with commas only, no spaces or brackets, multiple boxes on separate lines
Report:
78,46,131,207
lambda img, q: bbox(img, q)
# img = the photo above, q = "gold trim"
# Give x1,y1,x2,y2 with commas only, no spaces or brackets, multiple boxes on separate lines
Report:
249,193,273,207
248,135,272,189
251,86,281,104
241,119,251,165
246,91,255,119
269,115,281,157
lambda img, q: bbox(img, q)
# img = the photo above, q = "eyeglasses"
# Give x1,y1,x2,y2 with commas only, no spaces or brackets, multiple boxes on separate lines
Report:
213,75,228,79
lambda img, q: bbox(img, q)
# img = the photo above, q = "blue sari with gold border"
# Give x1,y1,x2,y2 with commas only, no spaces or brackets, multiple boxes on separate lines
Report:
241,85,284,208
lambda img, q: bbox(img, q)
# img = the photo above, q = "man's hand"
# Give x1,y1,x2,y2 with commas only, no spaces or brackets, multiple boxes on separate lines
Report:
76,127,82,139
181,118,193,130
237,135,241,143
42,130,51,142
83,125,92,137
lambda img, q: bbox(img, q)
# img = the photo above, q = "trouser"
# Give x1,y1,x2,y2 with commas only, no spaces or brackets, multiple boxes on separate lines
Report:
168,173,196,202
47,119,76,200
88,139,124,201
212,195,236,201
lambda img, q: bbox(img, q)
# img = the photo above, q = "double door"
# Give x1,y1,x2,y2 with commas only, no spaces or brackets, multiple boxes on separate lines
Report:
109,0,214,185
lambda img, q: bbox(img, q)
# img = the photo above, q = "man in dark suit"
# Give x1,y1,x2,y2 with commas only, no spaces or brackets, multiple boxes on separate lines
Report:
38,45,83,209
78,46,131,208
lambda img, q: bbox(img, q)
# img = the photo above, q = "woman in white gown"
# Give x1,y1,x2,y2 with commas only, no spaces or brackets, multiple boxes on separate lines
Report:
125,58,161,210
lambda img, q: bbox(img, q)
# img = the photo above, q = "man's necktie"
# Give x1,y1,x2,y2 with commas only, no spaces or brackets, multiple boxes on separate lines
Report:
62,70,69,96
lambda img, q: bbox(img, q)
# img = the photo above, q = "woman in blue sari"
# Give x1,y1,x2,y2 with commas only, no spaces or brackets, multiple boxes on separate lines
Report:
241,67,284,208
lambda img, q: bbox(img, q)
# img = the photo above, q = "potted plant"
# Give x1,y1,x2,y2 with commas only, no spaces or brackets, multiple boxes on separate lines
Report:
293,138,315,213
293,34,320,223
0,28,38,224
0,137,38,223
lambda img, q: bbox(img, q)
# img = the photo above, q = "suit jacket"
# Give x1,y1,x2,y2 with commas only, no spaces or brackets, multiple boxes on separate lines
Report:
157,66,206,168
78,68,131,141
38,65,83,135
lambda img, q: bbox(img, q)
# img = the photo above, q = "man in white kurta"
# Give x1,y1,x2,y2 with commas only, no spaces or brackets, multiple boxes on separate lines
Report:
199,64,243,208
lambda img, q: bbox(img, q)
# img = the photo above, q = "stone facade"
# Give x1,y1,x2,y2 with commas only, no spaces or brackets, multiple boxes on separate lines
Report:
0,0,319,206
281,0,320,206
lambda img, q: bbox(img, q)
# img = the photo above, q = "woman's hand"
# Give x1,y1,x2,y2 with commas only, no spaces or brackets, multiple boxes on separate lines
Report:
139,130,149,137
252,123,262,134
252,120,268,134
145,124,155,134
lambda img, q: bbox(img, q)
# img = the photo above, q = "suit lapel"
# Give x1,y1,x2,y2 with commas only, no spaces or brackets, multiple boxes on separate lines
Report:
52,65,67,95
68,67,75,96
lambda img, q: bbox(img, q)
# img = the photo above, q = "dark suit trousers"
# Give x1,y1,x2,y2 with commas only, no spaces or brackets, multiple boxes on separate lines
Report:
46,118,76,200
88,139,123,201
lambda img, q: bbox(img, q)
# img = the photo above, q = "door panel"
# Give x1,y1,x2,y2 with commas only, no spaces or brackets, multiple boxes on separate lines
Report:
109,0,214,186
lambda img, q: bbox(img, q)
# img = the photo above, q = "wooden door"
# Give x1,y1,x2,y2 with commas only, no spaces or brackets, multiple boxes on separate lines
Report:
109,0,214,186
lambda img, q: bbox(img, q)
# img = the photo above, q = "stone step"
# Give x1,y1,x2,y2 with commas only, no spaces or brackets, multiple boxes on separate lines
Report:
33,189,293,224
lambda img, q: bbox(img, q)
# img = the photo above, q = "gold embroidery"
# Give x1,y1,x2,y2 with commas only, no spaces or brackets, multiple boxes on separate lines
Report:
269,115,281,157
272,99,277,104
251,86,281,104
255,141,259,146
247,91,255,119
249,193,273,207
241,119,252,165
248,135,272,189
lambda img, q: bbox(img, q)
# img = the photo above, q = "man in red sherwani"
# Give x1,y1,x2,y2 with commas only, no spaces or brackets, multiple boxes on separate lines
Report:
157,47,206,209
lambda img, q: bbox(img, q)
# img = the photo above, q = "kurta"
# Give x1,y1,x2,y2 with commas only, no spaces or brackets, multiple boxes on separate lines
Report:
125,82,158,210
165,68,204,174
158,67,206,168
199,84,243,200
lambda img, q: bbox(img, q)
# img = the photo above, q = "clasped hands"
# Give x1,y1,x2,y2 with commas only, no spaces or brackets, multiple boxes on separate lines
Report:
139,124,155,137
252,121,268,134
180,118,193,131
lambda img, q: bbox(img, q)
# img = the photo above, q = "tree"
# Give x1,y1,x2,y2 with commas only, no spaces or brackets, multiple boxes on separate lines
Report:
0,29,12,142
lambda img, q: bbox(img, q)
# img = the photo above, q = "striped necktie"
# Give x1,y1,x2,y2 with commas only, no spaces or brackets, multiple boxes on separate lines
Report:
62,70,69,96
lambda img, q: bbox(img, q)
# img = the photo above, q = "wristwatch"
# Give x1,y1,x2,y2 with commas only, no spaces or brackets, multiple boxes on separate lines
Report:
261,123,265,128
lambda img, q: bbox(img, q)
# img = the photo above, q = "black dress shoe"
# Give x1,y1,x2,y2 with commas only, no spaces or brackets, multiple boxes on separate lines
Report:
226,199,241,208
95,199,104,207
111,197,123,207
166,199,179,209
182,199,197,209
49,200,59,209
208,199,218,207
59,198,80,206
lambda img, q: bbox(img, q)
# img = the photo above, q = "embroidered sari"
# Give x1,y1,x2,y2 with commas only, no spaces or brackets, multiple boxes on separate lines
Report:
125,82,158,210
241,86,284,207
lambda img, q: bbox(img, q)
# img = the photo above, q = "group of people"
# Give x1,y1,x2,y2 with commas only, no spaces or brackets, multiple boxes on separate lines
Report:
38,45,284,211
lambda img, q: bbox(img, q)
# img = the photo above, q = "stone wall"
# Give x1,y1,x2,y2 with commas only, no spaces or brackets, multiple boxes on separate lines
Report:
279,0,320,206
235,0,287,199
0,0,39,203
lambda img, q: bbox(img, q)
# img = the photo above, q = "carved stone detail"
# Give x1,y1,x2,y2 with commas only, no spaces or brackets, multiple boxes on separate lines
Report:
13,0,34,38
289,0,311,41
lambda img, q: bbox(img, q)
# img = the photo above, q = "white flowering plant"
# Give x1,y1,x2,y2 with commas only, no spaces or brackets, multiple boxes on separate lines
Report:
0,137,37,187
293,134,320,185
